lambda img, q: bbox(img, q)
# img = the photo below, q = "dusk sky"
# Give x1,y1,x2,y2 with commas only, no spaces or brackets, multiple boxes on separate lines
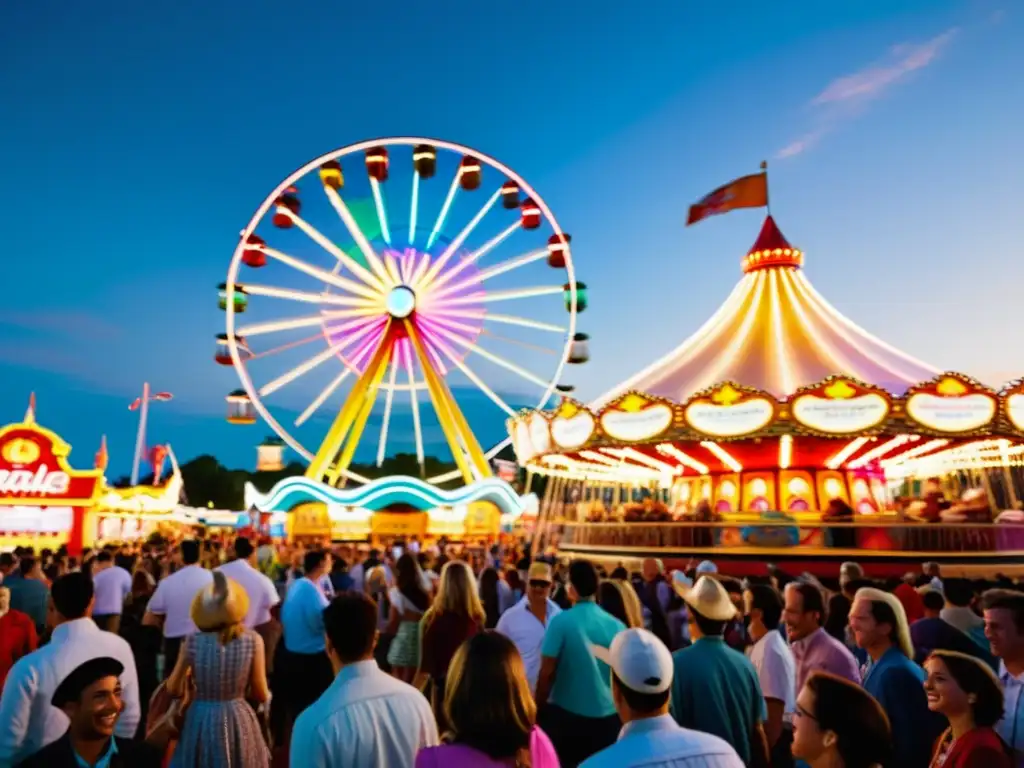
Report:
1,0,1021,477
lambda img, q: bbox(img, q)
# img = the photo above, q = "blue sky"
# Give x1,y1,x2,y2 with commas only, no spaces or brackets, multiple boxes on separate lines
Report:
1,0,1021,477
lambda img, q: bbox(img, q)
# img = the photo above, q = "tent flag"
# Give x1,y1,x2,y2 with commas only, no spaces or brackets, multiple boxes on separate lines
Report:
686,171,768,226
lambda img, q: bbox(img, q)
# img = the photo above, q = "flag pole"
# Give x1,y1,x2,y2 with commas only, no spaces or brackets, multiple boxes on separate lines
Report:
760,160,771,216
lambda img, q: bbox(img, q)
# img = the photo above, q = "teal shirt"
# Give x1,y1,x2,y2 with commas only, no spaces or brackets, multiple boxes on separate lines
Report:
670,636,766,765
75,737,117,768
541,600,625,718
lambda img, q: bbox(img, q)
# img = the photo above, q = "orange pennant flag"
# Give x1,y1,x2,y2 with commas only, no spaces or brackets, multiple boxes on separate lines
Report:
686,172,768,226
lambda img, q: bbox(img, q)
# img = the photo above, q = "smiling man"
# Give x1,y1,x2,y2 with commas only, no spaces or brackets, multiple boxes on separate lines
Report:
14,657,162,768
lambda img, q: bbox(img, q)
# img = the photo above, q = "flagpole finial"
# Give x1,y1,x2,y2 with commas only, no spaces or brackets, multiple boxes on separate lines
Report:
24,392,36,424
760,160,768,170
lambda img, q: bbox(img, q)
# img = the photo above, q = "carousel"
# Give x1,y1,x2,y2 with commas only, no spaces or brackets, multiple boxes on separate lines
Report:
508,196,1024,575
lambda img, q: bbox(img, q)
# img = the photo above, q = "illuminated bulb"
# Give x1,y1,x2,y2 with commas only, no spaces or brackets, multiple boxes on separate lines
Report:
788,477,810,495
750,478,768,496
720,480,736,497
825,478,843,497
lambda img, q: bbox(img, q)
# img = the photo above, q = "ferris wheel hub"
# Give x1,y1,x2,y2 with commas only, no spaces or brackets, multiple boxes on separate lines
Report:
385,285,417,319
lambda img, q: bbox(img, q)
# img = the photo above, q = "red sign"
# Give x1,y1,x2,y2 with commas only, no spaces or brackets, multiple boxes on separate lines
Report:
0,423,103,506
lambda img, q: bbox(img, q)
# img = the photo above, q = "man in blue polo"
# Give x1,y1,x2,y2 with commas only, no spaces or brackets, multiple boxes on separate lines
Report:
535,559,625,767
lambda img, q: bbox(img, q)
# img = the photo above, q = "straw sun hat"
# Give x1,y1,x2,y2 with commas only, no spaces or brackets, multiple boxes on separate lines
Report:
191,571,249,642
672,574,737,622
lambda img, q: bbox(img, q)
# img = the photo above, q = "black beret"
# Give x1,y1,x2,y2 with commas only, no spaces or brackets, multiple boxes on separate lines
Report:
51,657,124,708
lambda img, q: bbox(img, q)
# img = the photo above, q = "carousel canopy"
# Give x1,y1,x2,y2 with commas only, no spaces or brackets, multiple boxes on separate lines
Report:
594,216,939,405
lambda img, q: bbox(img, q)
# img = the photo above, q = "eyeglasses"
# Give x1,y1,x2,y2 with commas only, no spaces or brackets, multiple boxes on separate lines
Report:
529,580,551,588
794,705,817,721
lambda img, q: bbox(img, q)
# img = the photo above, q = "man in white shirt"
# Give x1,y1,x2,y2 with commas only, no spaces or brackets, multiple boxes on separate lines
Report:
744,583,796,766
143,540,213,676
582,628,743,768
217,537,279,630
496,561,561,692
218,537,281,675
0,572,141,765
982,588,1024,766
291,592,438,767
91,551,132,634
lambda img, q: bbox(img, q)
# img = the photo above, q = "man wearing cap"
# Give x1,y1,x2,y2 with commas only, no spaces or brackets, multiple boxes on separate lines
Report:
535,559,626,767
581,628,743,768
495,561,562,692
669,575,770,768
14,657,162,768
0,573,140,765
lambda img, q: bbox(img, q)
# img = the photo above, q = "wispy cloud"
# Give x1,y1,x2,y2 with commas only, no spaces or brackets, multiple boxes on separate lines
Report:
777,28,958,158
0,309,124,341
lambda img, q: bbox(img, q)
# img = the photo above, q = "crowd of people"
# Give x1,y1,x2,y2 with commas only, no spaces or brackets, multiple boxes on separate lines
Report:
1,534,1024,767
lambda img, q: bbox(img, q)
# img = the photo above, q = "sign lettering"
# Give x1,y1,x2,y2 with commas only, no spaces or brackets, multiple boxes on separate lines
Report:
791,393,889,434
906,392,996,433
685,398,774,437
0,465,71,496
601,404,673,442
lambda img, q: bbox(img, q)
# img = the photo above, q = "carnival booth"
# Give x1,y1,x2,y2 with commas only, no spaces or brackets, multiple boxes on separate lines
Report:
245,474,527,544
0,398,186,554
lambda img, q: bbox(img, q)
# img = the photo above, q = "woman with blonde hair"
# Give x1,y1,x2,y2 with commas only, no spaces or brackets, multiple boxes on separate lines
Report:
166,571,270,767
597,578,643,628
924,650,1013,767
414,561,485,725
415,631,559,768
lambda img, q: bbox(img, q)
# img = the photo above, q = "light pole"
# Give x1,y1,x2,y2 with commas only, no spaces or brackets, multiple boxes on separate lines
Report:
128,383,173,486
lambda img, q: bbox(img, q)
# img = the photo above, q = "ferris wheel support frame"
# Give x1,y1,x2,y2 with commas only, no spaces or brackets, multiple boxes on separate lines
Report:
305,316,493,487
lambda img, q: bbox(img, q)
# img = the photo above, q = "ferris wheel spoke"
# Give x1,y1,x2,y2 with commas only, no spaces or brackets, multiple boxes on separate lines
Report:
259,346,341,398
427,336,517,417
434,285,563,307
376,362,400,466
321,186,393,287
429,307,566,334
420,188,502,289
259,318,385,397
419,320,551,390
409,171,421,245
431,249,548,302
244,333,324,361
383,250,403,287
236,315,325,337
261,246,383,303
243,283,379,308
480,330,560,356
294,342,376,427
409,251,433,288
369,178,392,246
426,170,462,251
427,221,522,293
405,353,426,469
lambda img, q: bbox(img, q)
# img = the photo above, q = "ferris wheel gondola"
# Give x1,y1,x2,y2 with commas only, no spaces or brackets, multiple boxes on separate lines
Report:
219,137,587,487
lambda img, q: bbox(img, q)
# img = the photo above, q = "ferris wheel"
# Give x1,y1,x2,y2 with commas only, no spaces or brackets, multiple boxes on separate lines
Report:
217,137,588,487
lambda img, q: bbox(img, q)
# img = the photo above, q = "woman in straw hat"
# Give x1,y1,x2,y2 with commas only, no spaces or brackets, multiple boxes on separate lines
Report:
849,586,945,767
166,571,270,767
923,650,1013,767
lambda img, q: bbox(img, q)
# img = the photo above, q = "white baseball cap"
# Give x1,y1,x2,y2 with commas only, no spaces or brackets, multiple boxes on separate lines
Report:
589,628,673,695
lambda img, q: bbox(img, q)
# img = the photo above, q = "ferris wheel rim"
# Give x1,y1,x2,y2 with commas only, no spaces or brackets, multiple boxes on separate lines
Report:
224,136,580,479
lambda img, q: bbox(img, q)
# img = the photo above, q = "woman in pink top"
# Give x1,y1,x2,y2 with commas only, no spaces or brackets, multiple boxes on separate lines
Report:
416,631,560,768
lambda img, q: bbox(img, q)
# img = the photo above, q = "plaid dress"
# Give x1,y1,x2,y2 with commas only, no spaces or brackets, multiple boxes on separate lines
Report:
171,630,270,768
